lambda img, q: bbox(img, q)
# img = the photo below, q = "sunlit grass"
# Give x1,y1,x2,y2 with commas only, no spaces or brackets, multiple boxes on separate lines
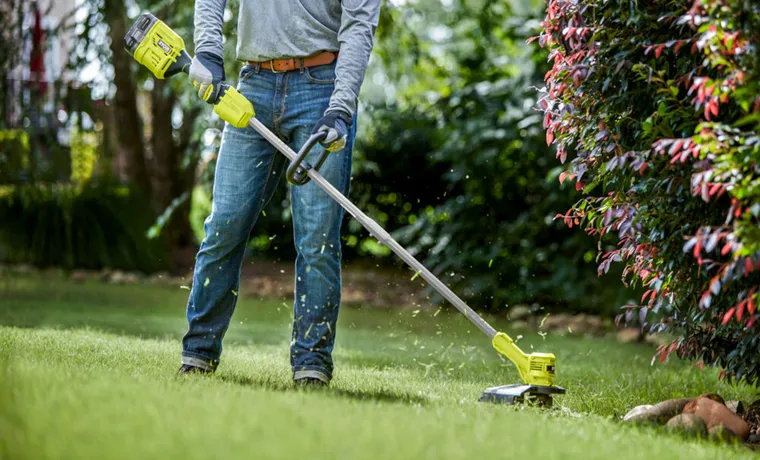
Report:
0,276,755,459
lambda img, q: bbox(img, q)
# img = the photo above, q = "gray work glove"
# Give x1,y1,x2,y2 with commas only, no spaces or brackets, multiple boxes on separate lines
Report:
312,111,351,152
188,51,225,104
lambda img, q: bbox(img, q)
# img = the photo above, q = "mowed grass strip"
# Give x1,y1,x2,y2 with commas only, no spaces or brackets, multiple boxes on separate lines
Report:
0,276,755,459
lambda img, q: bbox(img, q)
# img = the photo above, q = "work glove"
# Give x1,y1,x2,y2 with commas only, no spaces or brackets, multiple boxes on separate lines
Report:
312,111,351,152
188,52,225,104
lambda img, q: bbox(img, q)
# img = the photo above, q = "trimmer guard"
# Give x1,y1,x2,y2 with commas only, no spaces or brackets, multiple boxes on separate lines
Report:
479,384,566,407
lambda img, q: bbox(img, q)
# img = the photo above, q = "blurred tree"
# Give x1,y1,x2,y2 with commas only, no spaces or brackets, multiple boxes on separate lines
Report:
0,1,23,129
73,0,205,270
102,0,150,194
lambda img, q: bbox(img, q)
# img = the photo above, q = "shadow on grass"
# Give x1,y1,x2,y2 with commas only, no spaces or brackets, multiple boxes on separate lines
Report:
215,372,427,405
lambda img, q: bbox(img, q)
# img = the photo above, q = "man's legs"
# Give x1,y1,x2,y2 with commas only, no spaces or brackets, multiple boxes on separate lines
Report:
182,69,285,371
182,64,355,380
280,66,355,383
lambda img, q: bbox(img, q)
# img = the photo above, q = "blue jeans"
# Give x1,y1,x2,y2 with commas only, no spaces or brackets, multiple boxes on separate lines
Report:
181,62,354,383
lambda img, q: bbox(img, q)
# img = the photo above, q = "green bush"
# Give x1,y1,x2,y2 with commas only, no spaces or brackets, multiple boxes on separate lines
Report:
348,108,446,256
0,130,30,184
365,0,628,314
539,0,760,383
0,183,167,272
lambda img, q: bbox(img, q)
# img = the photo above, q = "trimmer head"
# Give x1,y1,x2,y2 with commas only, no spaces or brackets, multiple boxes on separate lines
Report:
479,384,566,407
482,333,566,407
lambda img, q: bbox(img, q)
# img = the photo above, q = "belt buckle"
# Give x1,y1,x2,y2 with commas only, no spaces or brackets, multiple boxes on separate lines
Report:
269,59,283,74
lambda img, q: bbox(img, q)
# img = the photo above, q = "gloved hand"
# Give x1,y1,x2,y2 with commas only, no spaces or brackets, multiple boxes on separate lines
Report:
312,111,352,152
188,52,225,104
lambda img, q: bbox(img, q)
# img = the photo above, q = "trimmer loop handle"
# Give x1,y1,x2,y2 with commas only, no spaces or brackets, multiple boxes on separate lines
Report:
286,132,329,186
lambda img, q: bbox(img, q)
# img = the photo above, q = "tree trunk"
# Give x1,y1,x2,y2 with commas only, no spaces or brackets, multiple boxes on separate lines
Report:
171,101,201,256
150,78,200,272
105,0,151,194
149,79,176,213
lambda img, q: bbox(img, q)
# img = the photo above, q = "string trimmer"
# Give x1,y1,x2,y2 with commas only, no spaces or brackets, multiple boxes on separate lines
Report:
124,12,565,407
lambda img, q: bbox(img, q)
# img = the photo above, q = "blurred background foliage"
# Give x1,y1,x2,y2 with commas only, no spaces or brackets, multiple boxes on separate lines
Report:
0,0,632,315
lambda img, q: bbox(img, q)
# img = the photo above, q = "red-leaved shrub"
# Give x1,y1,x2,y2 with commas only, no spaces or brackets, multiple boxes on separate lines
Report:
537,0,760,384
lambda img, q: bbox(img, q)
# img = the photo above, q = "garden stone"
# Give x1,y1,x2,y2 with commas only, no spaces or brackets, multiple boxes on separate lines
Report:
683,397,749,440
616,328,641,343
511,320,528,329
13,264,36,275
122,272,140,284
148,271,171,284
698,393,725,405
586,315,603,328
108,270,127,284
624,399,692,424
748,434,760,444
43,268,64,278
725,400,744,415
582,315,607,334
623,405,653,421
99,268,113,281
644,333,670,347
71,270,90,283
509,305,531,321
665,414,707,437
542,313,572,331
171,276,189,286
568,314,591,335
708,425,742,443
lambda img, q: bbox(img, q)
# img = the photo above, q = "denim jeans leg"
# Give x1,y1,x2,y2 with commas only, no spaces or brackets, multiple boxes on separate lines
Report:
274,64,356,382
182,74,285,370
288,126,355,382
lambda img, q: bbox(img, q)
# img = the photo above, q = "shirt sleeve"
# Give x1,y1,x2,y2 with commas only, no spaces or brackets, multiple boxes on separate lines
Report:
327,0,381,118
194,0,228,57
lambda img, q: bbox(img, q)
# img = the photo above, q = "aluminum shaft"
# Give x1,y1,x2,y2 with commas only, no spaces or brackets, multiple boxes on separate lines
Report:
248,117,498,339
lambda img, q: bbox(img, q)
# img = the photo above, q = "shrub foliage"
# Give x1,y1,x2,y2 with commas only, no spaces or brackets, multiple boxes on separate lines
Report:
0,183,167,272
365,0,628,314
538,0,760,383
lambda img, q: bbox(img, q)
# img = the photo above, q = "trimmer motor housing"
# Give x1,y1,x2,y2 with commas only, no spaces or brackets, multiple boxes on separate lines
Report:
491,332,558,387
524,352,556,386
124,12,191,80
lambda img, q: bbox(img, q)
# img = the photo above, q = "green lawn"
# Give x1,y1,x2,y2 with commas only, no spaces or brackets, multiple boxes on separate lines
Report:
0,275,755,459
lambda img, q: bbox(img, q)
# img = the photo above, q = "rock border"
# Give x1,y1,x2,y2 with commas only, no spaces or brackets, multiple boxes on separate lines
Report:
623,393,760,447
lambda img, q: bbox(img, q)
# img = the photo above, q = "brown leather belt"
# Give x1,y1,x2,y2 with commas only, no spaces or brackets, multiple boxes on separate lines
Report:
247,51,338,73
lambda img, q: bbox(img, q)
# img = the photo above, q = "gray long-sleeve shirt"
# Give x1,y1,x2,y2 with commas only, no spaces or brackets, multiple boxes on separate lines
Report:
194,0,380,117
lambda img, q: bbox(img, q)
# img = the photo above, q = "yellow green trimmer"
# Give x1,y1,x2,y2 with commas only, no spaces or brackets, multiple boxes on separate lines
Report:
124,12,565,407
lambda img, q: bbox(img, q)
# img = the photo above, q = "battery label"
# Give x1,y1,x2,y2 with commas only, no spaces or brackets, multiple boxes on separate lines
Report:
157,39,171,54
